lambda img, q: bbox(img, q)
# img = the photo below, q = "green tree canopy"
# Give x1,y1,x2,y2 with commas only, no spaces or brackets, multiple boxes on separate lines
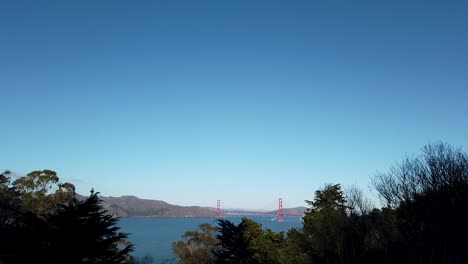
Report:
12,169,75,218
302,183,349,263
172,223,218,264
1,170,134,264
172,222,218,264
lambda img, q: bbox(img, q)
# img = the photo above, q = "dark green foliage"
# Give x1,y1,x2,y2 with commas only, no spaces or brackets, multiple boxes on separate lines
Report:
238,218,286,264
0,170,134,264
12,169,76,218
305,184,347,214
174,218,289,264
388,183,468,263
302,184,350,263
0,210,49,263
213,218,257,264
277,228,313,264
172,223,218,264
46,190,134,263
303,184,348,263
1,171,49,263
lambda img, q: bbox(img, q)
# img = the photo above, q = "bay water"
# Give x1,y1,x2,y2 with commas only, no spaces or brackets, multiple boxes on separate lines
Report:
119,215,303,263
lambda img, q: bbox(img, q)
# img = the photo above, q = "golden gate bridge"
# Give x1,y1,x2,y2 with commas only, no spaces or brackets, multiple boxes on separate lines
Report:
215,198,303,222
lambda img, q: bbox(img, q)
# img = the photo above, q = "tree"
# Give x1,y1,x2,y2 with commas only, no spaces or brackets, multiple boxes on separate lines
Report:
1,170,134,263
373,142,468,208
13,169,75,218
302,183,349,263
174,218,288,264
46,189,134,263
241,218,286,264
213,218,259,264
1,170,51,263
305,183,347,213
0,170,21,227
373,142,468,263
345,185,373,216
277,228,313,264
172,223,218,264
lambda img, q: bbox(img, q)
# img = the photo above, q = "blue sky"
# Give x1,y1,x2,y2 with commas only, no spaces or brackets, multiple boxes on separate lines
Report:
1,0,468,209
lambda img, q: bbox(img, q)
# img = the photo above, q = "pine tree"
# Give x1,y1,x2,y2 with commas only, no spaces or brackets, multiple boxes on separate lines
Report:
46,190,134,263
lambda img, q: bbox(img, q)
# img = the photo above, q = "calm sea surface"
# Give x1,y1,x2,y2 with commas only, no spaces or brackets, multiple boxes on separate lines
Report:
119,215,303,263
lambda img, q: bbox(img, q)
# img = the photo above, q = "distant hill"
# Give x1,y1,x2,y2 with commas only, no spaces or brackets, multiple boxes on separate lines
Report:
274,207,307,216
77,194,216,218
77,194,307,218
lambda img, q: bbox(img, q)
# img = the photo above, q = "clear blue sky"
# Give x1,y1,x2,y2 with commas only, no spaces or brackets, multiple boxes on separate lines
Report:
1,0,467,209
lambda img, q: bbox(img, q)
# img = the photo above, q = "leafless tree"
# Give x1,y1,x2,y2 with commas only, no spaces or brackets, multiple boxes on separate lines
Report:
345,185,373,215
373,142,468,208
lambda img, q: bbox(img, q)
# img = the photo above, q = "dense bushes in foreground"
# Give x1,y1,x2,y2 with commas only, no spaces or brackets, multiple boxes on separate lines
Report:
173,143,468,264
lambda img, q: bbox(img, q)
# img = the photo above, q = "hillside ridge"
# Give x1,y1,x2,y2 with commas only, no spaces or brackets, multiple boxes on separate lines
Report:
77,194,306,218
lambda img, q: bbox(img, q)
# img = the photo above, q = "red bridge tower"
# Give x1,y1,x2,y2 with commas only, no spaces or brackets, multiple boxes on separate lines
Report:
216,200,221,218
278,198,284,223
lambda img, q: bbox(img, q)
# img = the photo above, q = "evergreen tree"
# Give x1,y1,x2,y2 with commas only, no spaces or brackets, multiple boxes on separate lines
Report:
213,218,258,264
46,190,134,263
302,184,349,263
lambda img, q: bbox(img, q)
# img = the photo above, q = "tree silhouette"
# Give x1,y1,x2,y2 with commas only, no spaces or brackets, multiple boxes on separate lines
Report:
46,190,134,263
1,170,49,263
373,142,468,263
1,170,134,263
213,218,258,264
302,184,350,263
